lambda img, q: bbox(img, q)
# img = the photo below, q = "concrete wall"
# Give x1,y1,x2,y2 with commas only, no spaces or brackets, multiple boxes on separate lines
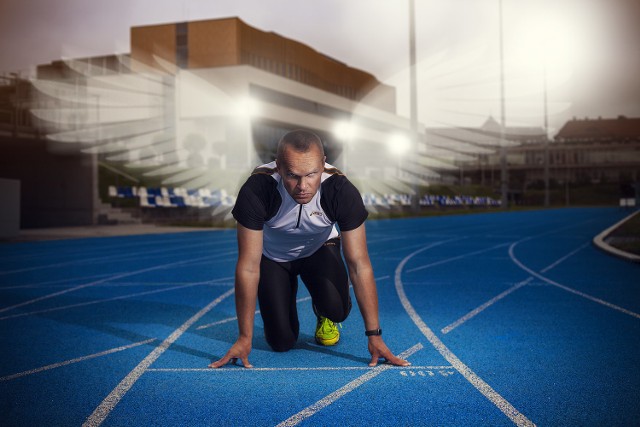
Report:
0,136,96,228
0,178,20,238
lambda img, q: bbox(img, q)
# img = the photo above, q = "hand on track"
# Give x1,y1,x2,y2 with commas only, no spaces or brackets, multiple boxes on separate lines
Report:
367,336,410,367
209,338,253,368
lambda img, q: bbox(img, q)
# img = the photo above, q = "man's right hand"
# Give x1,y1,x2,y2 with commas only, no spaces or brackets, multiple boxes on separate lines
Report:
208,337,253,368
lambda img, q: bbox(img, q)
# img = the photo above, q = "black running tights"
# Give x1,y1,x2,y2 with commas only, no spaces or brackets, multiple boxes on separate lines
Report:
257,238,352,352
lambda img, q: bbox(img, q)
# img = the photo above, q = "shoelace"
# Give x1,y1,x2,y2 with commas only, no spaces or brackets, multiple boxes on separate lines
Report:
319,318,342,333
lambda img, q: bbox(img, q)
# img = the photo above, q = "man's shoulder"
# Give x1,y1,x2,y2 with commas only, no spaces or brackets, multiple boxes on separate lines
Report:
321,163,344,182
251,161,278,178
252,167,277,177
321,169,352,194
233,162,282,228
240,161,279,192
242,171,279,194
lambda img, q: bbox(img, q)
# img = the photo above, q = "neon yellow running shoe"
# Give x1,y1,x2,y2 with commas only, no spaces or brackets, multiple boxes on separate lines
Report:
315,316,340,346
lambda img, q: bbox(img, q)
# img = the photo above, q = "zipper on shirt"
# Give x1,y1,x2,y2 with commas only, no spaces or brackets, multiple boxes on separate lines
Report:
295,204,303,228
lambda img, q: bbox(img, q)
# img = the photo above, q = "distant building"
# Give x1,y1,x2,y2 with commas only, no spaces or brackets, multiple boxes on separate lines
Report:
26,17,419,187
130,17,396,112
122,17,413,193
551,116,640,184
5,16,637,228
1,17,419,227
425,117,546,189
430,116,640,193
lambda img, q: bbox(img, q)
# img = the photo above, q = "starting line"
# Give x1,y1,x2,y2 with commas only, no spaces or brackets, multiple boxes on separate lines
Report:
275,342,425,427
146,363,451,373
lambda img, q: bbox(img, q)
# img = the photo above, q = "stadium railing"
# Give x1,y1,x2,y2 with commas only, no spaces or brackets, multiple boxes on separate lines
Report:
108,185,236,208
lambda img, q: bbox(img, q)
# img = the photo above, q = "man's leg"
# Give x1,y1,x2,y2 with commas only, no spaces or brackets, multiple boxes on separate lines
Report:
258,256,299,352
300,238,352,324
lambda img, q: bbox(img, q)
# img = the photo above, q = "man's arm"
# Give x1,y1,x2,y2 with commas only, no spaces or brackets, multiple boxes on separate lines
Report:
341,223,410,367
209,223,263,368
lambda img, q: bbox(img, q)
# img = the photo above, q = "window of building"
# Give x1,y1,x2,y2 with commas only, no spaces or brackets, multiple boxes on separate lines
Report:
176,23,188,69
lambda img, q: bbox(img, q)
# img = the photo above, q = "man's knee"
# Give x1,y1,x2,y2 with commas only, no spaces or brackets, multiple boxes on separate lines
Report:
317,296,352,323
327,305,351,323
266,334,297,352
264,326,298,352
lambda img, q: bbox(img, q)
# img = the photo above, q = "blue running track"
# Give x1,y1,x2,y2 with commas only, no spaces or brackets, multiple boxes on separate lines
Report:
1,207,639,426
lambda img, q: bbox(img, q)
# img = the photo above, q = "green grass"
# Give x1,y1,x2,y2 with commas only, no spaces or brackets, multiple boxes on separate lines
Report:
608,210,640,255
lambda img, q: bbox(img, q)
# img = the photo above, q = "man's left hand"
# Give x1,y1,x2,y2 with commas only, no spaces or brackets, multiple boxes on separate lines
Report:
367,336,410,367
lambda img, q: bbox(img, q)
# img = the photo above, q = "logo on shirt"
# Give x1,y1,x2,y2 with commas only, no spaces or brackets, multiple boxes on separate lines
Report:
309,211,323,217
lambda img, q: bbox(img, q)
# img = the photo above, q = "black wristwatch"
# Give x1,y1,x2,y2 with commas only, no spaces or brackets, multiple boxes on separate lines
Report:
365,328,382,336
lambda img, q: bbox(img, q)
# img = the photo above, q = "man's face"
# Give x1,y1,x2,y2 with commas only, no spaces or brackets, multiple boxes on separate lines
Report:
276,144,325,205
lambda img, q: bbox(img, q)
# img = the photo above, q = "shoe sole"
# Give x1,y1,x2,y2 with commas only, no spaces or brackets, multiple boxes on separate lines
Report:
315,335,340,346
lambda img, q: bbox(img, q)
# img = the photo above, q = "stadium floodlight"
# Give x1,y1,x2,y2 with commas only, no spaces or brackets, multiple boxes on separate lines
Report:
333,121,356,174
388,133,411,183
233,96,260,117
333,121,356,141
388,133,411,156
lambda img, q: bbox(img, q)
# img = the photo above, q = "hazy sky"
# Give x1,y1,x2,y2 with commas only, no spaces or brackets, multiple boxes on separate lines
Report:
1,0,639,132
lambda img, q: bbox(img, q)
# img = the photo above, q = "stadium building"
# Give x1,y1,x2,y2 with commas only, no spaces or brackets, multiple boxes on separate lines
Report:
2,17,432,232
2,17,638,236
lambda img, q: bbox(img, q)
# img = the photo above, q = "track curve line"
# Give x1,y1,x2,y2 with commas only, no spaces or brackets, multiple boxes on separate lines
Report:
508,241,640,320
395,246,536,427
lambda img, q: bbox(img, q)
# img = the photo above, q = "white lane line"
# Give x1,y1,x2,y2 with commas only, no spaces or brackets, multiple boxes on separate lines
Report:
196,295,311,331
0,273,113,290
196,314,247,330
195,279,382,331
0,253,226,314
0,239,227,276
1,234,235,264
440,242,587,335
148,363,448,373
370,241,442,256
275,343,424,427
508,242,640,319
406,242,510,273
539,242,589,273
0,339,156,382
0,277,233,321
77,281,233,288
82,287,236,427
367,235,426,245
396,246,536,427
441,278,533,335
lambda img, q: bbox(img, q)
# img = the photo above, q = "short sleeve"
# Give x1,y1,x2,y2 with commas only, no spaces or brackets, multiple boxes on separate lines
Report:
320,175,368,231
232,174,279,230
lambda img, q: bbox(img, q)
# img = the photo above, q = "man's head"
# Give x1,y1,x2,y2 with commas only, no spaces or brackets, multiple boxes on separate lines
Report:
276,130,326,205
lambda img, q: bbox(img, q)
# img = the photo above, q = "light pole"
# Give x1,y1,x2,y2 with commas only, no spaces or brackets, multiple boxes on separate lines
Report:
409,0,420,212
543,62,550,207
498,0,508,209
91,93,101,225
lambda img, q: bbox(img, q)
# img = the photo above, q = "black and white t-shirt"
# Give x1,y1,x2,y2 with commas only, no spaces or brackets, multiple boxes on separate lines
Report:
232,161,368,262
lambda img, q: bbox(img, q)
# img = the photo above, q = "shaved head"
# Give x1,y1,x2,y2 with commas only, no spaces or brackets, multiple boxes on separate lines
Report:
275,129,326,204
276,130,324,162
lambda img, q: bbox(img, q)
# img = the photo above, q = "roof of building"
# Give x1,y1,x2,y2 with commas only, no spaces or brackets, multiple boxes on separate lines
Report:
479,116,546,140
424,116,545,153
555,116,640,140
